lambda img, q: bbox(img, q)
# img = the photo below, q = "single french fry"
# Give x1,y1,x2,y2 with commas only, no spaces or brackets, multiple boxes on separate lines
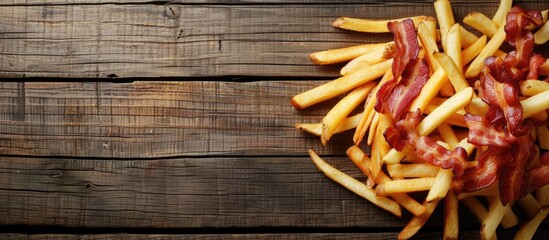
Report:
521,89,549,119
341,43,395,75
332,16,428,33
418,22,440,72
308,149,401,217
461,196,489,223
518,193,542,218
427,169,453,202
296,113,362,136
492,0,512,27
467,97,490,116
514,207,549,240
434,0,455,53
534,19,549,45
383,145,412,165
437,123,459,148
434,52,469,92
347,145,375,187
465,25,506,79
370,138,383,181
354,69,392,145
543,9,549,23
348,149,433,219
417,87,473,136
463,11,499,38
460,25,480,48
309,42,388,65
520,79,549,96
538,125,549,150
367,111,380,146
321,82,375,145
291,59,392,109
398,199,441,240
375,177,436,196
444,191,459,240
422,16,438,47
481,195,506,240
462,35,487,66
410,67,448,112
387,163,440,178
374,167,428,216
446,23,463,68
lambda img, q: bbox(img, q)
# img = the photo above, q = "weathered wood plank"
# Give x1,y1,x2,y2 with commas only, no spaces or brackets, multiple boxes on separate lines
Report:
1,2,545,78
0,156,547,233
0,156,406,228
0,81,356,158
3,230,549,240
0,0,544,5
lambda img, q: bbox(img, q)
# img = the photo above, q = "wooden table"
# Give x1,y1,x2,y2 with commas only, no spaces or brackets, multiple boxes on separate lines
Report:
0,0,548,239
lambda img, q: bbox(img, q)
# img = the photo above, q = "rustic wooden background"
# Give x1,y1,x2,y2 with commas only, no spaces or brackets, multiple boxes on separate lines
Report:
0,0,548,239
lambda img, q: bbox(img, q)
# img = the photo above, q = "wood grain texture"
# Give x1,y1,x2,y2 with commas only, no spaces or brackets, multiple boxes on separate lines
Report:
0,156,406,228
1,1,545,78
0,81,356,158
4,230,549,240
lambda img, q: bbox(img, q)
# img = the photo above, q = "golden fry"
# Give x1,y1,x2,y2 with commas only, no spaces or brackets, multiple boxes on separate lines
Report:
398,199,441,240
463,11,499,38
387,163,440,178
444,191,459,240
434,0,455,52
341,43,395,75
375,177,436,196
332,16,428,33
521,89,549,119
291,59,391,109
462,35,487,66
321,83,375,145
295,113,362,136
309,42,388,65
434,52,469,92
309,149,402,217
465,25,506,79
520,79,549,96
534,19,549,45
492,0,513,27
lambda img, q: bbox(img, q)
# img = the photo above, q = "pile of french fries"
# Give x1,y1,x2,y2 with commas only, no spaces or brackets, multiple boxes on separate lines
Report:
292,0,549,239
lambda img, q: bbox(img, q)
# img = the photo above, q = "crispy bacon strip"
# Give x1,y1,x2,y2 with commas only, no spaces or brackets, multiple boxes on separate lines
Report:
464,114,513,147
393,110,468,176
453,147,509,194
375,19,427,121
499,134,536,205
526,152,549,194
481,56,525,136
388,18,419,79
376,59,429,121
505,6,543,69
527,54,546,80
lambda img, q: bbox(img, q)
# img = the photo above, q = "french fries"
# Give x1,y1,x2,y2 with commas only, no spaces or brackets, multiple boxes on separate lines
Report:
293,1,549,239
309,149,402,217
463,11,499,38
332,16,428,33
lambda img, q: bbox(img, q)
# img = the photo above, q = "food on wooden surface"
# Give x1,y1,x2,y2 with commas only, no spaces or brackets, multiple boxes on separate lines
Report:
292,0,549,239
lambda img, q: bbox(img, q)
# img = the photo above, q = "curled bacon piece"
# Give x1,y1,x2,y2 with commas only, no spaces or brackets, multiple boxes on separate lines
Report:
464,114,513,147
388,19,419,79
526,152,549,194
453,147,509,194
376,59,429,121
498,134,536,205
505,6,542,69
392,110,468,176
375,19,427,121
527,54,546,80
481,56,525,136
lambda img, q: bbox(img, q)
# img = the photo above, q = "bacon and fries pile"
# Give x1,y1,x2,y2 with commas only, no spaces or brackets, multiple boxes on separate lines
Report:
291,0,549,239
